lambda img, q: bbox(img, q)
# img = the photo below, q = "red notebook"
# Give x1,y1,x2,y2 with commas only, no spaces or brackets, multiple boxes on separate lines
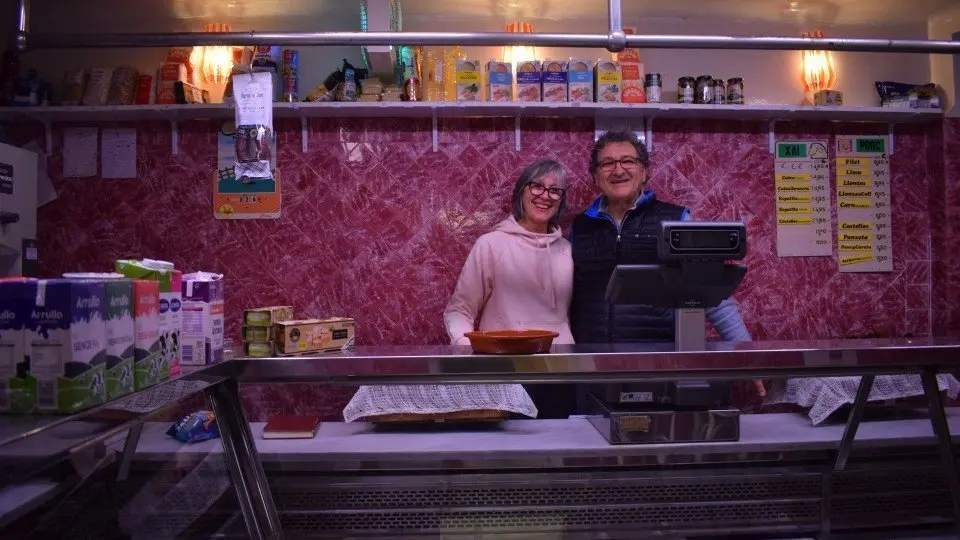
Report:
262,415,320,439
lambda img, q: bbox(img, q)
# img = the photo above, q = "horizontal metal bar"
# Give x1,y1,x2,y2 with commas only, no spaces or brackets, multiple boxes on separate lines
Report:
23,31,960,54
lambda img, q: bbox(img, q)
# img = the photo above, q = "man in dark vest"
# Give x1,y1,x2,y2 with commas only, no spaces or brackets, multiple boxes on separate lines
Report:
569,129,752,345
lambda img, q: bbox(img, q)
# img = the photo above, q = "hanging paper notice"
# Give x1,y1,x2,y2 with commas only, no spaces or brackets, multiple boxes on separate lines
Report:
62,127,98,178
774,140,832,257
212,121,280,219
101,128,137,179
836,136,892,272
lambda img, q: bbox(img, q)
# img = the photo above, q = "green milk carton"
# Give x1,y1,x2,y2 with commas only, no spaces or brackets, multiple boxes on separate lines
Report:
26,280,107,413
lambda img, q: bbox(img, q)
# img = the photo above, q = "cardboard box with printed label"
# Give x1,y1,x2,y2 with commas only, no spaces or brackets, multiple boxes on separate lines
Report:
181,276,225,366
243,306,294,327
275,318,356,355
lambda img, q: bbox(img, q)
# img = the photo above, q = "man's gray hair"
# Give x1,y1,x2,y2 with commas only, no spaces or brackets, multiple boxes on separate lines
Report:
511,159,567,228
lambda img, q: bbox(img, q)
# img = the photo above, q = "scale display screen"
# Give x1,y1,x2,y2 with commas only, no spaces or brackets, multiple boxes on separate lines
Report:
670,230,738,250
660,221,747,260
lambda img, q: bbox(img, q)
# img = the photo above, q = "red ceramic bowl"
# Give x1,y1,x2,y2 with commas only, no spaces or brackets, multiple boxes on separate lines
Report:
463,329,559,355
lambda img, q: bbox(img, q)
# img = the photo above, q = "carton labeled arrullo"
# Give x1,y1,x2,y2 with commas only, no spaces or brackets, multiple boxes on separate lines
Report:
0,279,37,413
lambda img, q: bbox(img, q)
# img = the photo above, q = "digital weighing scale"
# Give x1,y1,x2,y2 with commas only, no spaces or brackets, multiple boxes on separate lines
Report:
587,221,748,444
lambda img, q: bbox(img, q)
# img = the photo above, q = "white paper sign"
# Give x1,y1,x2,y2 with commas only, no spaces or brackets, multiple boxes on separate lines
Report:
101,128,137,179
774,140,832,257
62,127,98,178
836,136,893,272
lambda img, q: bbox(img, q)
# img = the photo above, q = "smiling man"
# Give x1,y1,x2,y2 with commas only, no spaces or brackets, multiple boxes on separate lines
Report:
569,130,753,348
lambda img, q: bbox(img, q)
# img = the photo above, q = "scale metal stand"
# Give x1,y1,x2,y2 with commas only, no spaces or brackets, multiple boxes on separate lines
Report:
586,221,749,444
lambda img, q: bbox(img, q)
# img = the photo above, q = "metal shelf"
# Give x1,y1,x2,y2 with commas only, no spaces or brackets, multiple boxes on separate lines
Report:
0,102,944,123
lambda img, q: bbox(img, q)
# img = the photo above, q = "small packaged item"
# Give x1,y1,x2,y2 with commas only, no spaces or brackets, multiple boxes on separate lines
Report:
486,60,512,102
456,59,481,101
515,60,542,102
875,81,939,109
243,326,277,341
568,59,594,103
82,67,113,106
814,89,843,106
134,74,154,105
244,341,277,357
620,62,646,103
243,306,294,326
61,69,87,106
542,60,568,102
167,411,220,443
233,71,275,180
342,68,358,102
106,66,138,105
595,61,622,103
275,318,356,355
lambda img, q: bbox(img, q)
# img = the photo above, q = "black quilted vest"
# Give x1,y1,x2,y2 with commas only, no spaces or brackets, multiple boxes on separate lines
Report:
570,196,687,344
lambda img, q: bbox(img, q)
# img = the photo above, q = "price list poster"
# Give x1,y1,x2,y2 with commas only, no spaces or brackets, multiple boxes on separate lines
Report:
774,141,832,257
836,136,892,272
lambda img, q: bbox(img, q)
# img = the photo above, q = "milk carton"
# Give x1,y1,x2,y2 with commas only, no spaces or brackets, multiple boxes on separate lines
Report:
0,280,36,413
26,280,107,413
116,259,182,380
62,273,135,401
181,273,225,366
132,280,163,389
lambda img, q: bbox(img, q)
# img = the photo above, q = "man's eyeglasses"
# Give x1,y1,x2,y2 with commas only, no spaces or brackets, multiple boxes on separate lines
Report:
598,157,641,173
528,182,566,201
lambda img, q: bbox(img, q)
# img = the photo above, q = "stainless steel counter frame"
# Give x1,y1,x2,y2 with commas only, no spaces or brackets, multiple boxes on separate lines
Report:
2,338,960,539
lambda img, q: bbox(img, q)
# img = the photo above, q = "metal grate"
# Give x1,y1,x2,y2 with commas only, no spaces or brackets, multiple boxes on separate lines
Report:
832,467,946,495
272,474,822,510
282,501,820,532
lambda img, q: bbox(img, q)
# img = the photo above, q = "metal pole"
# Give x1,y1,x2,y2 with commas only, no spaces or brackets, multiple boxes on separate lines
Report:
920,370,960,535
834,374,873,471
608,0,625,52
206,379,284,540
22,31,960,55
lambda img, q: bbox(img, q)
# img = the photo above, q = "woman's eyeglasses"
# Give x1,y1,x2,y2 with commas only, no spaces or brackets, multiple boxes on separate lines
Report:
528,182,566,201
597,157,641,172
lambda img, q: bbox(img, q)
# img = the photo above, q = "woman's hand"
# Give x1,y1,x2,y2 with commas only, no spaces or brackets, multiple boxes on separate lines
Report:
453,336,471,346
753,379,766,397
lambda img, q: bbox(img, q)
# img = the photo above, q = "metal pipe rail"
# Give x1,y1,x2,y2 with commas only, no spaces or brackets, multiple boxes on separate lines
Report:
10,0,960,54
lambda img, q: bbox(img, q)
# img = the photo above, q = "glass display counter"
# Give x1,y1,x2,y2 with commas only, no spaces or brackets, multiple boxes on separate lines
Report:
1,338,959,539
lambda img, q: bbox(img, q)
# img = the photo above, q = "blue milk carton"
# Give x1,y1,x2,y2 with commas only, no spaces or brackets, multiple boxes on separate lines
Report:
25,280,107,413
0,279,38,413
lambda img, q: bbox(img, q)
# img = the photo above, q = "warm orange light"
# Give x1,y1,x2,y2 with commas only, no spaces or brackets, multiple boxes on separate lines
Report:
189,23,236,85
503,22,536,66
800,31,837,93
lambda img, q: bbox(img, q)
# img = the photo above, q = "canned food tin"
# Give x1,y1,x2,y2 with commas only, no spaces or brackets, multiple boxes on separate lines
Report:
678,77,695,104
645,73,662,103
712,79,726,105
727,77,744,104
281,49,299,102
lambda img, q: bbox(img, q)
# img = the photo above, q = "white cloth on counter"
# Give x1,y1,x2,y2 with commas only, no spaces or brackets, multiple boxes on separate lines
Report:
764,374,960,425
343,384,539,422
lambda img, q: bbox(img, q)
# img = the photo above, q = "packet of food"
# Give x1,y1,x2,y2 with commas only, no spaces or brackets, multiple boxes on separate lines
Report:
595,60,622,103
166,410,220,443
542,60,568,102
568,59,595,103
486,60,513,102
516,60,542,102
456,59,481,101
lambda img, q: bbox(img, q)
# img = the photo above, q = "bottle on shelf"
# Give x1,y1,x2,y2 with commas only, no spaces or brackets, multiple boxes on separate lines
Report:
442,45,465,102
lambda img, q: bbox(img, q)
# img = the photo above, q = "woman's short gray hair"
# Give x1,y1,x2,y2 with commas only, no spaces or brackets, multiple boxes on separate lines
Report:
511,159,567,228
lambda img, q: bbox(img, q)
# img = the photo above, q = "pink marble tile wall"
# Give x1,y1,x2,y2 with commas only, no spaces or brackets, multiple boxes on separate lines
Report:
14,116,945,420
934,118,960,337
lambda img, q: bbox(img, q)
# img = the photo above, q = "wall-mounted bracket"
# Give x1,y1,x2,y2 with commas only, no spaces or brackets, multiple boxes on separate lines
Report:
170,120,178,155
432,108,438,152
515,115,521,152
888,123,895,156
768,120,777,154
301,116,308,153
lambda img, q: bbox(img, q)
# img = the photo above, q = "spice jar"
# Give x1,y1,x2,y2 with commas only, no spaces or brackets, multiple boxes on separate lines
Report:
677,77,695,104
645,73,662,103
695,75,713,104
727,77,744,104
711,78,726,105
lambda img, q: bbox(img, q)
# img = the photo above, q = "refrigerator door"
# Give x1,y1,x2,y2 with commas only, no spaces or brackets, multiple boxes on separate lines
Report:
0,142,38,277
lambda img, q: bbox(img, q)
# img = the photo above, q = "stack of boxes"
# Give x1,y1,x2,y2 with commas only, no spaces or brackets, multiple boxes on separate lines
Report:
616,28,646,104
242,306,356,357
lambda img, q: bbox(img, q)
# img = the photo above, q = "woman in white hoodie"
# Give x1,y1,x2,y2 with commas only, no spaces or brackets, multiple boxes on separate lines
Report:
444,159,574,345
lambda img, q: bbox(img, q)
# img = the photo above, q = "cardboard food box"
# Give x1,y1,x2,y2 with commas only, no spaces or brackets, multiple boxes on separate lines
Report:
814,89,843,106
486,60,513,102
156,62,190,105
516,60,542,102
568,59,595,103
181,277,225,366
0,280,36,413
132,280,163,390
243,306,294,327
595,60,622,103
542,60,569,102
620,62,647,103
26,280,107,413
456,59,481,102
275,318,356,355
616,27,643,64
